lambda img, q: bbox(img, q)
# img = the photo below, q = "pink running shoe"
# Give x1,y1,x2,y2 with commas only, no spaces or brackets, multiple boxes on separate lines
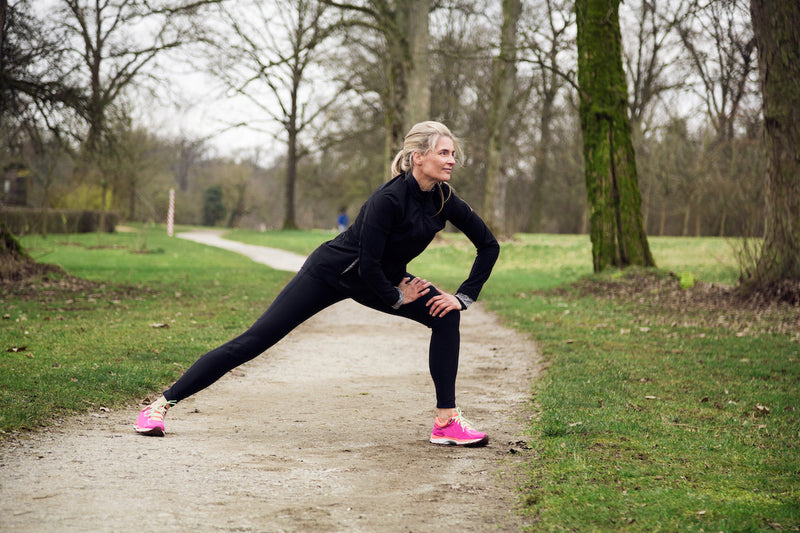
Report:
134,397,176,436
430,407,489,447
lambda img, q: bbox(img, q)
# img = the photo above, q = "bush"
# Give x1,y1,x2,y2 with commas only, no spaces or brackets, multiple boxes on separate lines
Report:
0,207,119,235
202,185,226,227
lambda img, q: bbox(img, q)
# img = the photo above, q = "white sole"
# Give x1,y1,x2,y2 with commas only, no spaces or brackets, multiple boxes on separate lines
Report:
430,435,489,447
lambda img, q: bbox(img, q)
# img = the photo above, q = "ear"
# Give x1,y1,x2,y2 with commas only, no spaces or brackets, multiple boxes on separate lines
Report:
411,150,423,166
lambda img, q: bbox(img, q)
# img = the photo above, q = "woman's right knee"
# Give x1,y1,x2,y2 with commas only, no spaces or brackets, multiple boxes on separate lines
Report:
431,308,460,331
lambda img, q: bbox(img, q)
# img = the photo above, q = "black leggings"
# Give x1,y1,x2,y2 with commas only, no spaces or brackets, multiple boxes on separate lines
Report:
163,267,461,408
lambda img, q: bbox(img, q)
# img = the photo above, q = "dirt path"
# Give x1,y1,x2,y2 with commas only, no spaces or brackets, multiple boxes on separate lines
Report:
0,230,541,532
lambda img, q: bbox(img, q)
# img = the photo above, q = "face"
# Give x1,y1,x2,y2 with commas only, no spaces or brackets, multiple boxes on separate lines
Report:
412,136,457,191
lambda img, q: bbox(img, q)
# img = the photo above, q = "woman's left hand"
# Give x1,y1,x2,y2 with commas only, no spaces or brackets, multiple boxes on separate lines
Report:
426,291,462,317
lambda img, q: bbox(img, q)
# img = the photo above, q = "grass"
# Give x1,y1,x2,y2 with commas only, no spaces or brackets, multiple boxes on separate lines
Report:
477,235,798,532
2,225,293,431
225,228,335,255
511,292,798,531
4,226,798,530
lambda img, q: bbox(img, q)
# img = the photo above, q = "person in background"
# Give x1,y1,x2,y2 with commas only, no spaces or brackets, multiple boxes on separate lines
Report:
135,121,500,447
337,208,349,232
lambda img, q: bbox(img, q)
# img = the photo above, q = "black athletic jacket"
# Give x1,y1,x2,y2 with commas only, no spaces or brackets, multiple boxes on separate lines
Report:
304,171,500,309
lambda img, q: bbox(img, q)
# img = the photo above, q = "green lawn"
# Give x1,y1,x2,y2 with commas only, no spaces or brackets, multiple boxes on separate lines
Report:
2,226,293,431
4,226,798,531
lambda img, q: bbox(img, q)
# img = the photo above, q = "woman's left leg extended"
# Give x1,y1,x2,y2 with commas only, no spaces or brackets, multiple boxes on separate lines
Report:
136,269,344,436
163,269,344,403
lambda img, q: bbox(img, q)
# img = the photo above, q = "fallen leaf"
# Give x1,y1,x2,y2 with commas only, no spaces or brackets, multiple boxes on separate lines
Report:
645,395,658,400
755,404,770,415
149,323,169,328
6,346,27,352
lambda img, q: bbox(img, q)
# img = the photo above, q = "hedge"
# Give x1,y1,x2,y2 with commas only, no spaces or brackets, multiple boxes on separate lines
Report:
0,207,119,235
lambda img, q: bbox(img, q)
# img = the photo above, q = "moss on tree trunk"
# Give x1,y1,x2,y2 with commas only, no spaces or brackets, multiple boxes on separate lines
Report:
0,224,62,281
1,224,30,261
576,0,655,272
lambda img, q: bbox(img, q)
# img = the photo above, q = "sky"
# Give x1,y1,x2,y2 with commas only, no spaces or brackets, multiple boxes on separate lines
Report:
132,67,282,160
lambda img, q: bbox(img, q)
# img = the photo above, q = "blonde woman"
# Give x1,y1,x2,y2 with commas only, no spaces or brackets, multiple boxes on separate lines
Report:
135,121,500,447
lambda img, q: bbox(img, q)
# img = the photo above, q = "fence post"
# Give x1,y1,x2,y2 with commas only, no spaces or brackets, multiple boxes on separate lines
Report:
167,188,175,237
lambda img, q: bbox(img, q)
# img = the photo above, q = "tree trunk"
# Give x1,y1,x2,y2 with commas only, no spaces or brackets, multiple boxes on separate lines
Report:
0,0,7,60
381,4,411,176
383,42,406,175
323,1,429,178
749,0,800,292
527,90,554,233
226,181,248,228
283,124,299,230
483,0,521,235
403,0,430,132
682,204,690,236
576,0,655,271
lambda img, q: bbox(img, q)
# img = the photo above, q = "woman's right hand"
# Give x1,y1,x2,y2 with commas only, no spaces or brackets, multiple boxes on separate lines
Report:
398,276,431,304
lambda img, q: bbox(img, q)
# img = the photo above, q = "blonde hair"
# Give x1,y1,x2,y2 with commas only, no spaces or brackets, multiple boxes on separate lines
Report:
390,121,464,177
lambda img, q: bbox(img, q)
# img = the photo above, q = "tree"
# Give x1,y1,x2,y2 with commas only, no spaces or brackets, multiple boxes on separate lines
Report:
0,223,39,280
404,0,431,130
518,0,576,233
213,0,344,229
677,0,756,144
482,0,521,235
202,185,226,226
575,0,655,271
1,0,84,151
172,136,206,192
56,0,213,211
622,0,693,138
747,0,800,298
322,0,432,170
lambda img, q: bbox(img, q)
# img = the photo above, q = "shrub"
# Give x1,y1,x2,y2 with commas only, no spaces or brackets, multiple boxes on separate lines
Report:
0,207,119,235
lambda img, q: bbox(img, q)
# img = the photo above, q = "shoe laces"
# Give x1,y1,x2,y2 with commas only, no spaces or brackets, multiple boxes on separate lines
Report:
145,398,175,421
451,407,475,430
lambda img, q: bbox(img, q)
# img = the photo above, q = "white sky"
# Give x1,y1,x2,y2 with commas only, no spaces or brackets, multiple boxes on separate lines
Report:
131,64,283,160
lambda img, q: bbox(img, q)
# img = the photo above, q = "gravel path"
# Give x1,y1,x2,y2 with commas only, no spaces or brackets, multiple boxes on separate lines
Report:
0,230,541,532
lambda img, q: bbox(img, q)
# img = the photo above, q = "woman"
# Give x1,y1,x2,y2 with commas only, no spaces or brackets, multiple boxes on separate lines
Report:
135,121,500,447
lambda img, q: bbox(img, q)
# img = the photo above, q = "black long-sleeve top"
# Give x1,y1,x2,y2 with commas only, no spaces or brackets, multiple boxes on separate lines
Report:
304,171,500,309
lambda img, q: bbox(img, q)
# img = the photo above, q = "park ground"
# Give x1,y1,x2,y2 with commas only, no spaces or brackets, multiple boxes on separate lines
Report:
0,231,541,532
